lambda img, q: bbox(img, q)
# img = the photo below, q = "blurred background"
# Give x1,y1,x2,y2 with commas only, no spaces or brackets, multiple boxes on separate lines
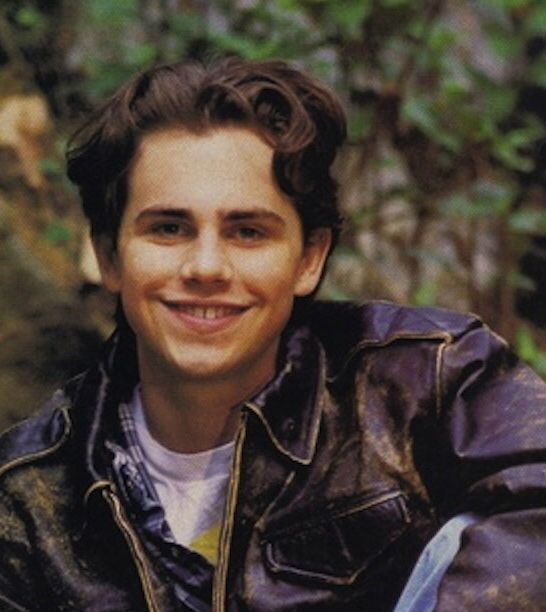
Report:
2,0,546,428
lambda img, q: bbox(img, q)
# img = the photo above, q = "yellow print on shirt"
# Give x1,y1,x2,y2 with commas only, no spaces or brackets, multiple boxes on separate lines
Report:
190,523,221,565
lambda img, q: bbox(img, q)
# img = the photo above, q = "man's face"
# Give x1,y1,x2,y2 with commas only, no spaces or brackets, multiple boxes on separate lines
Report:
95,127,330,389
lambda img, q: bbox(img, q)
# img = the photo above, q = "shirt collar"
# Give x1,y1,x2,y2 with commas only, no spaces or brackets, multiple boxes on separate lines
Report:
74,321,326,487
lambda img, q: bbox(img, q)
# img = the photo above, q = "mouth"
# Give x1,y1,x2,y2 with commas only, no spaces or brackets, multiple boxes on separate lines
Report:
161,301,249,331
168,304,246,320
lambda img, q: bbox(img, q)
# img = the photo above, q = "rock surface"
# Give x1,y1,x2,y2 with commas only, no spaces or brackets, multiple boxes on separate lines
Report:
0,209,106,431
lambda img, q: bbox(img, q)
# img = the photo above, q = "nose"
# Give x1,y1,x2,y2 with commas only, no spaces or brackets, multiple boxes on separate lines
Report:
179,232,232,285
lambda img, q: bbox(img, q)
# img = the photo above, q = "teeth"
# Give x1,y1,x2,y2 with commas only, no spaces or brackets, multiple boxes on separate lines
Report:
176,305,241,319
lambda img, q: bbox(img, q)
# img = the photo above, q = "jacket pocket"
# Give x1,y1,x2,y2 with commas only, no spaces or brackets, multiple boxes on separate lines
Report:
263,490,410,586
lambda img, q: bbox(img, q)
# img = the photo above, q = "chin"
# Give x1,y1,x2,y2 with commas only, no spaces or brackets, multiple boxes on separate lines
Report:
167,352,242,382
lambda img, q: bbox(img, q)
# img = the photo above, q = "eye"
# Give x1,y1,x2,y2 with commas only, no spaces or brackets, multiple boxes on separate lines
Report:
231,225,266,242
151,222,191,237
157,223,179,234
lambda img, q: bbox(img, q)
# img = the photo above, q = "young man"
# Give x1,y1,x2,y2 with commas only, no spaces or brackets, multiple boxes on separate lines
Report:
1,57,546,611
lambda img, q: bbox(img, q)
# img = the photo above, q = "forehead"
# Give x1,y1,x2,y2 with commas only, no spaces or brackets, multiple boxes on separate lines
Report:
124,126,300,226
130,126,272,190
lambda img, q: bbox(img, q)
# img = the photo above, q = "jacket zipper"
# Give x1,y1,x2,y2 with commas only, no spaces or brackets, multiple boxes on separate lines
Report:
102,487,160,612
213,413,248,611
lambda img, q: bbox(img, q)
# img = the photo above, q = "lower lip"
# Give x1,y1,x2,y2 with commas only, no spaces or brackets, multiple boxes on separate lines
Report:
162,304,247,333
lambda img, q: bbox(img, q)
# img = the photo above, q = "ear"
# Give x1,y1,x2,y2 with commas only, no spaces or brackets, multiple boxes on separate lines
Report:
92,234,122,293
294,228,332,297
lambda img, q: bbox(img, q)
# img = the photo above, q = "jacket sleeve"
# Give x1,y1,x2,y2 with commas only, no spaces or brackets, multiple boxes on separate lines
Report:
0,489,36,611
434,321,546,610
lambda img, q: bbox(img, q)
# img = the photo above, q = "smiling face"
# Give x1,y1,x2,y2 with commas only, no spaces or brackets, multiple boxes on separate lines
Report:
94,127,330,393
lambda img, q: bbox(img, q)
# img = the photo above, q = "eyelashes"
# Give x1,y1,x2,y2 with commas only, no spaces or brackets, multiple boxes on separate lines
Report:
147,221,270,244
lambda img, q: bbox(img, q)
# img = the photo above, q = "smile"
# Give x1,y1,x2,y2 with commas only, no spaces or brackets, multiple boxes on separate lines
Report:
161,301,248,333
162,301,248,322
173,305,245,319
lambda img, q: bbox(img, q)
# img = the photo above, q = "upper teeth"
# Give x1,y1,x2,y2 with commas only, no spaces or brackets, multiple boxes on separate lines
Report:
177,305,240,319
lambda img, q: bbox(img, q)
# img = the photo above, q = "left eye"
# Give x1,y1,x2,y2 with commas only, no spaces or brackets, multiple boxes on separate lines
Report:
233,226,264,240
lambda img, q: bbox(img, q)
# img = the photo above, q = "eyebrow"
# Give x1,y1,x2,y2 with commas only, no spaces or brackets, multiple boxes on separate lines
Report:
135,206,286,226
223,208,286,226
135,207,191,224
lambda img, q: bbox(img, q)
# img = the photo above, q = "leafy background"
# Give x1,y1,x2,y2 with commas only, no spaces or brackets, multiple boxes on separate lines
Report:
2,0,546,426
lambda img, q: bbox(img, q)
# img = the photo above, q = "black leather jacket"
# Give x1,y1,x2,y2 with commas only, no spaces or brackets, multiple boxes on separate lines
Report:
2,301,546,611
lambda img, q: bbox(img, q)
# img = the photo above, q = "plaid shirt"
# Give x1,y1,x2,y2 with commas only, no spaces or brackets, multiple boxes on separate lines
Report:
106,402,214,612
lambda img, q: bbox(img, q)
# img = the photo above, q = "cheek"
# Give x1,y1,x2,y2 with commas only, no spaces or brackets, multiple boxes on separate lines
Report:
119,247,176,290
241,255,302,297
239,242,303,278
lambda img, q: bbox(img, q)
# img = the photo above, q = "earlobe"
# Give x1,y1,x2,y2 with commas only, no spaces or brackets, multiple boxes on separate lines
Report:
92,235,121,293
295,228,332,297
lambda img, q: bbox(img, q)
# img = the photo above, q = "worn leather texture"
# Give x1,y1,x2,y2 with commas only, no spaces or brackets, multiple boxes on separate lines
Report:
1,301,546,611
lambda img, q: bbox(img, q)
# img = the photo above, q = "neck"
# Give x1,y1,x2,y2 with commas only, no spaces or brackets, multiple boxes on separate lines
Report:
138,368,273,454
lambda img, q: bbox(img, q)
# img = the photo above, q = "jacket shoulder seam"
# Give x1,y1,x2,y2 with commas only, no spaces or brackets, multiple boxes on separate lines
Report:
0,403,71,480
332,330,453,381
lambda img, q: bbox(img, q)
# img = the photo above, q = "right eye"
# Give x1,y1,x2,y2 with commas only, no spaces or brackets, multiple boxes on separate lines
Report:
149,221,193,239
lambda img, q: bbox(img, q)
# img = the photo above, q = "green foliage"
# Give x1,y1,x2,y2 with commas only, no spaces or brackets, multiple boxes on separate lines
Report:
14,6,42,28
39,158,64,179
348,107,376,141
515,327,546,377
492,121,546,172
209,32,280,60
509,210,546,234
43,222,71,246
524,5,546,36
322,0,373,39
441,181,514,219
6,0,546,371
412,282,438,307
401,95,463,152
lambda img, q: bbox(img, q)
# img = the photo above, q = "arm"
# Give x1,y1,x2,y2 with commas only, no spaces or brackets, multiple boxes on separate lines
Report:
394,513,480,612
433,323,546,610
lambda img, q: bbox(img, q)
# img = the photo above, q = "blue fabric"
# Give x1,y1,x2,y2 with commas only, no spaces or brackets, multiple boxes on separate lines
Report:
394,513,480,612
108,402,214,612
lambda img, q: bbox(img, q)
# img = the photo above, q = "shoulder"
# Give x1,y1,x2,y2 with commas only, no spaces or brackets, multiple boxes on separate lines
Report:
306,300,484,373
0,329,130,479
0,382,75,482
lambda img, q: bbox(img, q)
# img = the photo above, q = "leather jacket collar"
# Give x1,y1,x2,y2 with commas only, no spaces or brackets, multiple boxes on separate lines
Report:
0,301,476,492
245,324,325,465
0,316,329,490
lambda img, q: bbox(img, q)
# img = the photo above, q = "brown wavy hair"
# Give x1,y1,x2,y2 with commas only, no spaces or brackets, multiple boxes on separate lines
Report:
66,56,346,251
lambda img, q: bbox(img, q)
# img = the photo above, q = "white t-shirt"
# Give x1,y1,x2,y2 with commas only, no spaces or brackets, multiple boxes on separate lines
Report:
131,390,234,564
